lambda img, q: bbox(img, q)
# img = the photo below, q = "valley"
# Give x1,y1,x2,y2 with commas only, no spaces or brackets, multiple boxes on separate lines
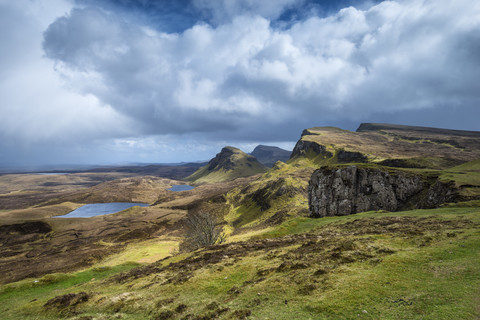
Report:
0,123,480,319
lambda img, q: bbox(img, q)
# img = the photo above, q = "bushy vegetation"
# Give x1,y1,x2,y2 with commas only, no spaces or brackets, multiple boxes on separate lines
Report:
179,211,226,252
1,206,479,319
2,124,480,319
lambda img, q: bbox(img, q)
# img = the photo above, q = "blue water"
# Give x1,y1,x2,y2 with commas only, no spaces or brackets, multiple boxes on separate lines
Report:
56,202,150,218
36,172,69,175
168,184,195,191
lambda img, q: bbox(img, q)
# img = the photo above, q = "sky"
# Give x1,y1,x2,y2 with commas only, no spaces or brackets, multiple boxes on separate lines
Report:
1,0,480,169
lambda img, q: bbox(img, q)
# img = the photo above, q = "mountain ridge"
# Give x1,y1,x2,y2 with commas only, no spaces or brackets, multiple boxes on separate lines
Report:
186,146,267,183
291,123,480,168
357,122,480,137
250,145,291,167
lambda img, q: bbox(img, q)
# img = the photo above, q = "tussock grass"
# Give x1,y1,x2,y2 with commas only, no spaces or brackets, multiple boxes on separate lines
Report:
440,158,480,197
1,206,479,319
97,239,179,266
0,263,139,319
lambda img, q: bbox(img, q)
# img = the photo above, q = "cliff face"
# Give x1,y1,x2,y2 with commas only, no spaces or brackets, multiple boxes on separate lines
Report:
186,146,267,183
207,147,238,171
290,140,333,159
250,145,291,167
308,166,457,218
289,124,480,169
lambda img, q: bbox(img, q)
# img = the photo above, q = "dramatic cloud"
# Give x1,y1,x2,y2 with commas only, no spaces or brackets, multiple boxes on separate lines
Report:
0,0,136,166
43,0,480,134
1,0,480,167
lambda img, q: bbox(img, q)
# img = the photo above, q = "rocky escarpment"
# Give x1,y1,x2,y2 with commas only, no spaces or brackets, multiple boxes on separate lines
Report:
290,124,480,169
290,140,333,159
250,145,291,167
207,147,239,171
308,166,457,218
186,147,267,183
357,122,480,137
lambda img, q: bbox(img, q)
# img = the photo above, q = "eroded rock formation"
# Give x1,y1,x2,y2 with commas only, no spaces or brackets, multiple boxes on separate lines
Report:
308,166,457,217
250,145,291,167
290,140,332,159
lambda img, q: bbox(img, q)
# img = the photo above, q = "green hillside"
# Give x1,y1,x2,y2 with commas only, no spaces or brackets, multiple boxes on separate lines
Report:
291,124,480,169
186,147,267,184
1,207,479,319
1,124,480,319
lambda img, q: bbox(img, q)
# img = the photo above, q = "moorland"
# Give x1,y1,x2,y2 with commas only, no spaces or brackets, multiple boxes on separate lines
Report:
1,123,480,320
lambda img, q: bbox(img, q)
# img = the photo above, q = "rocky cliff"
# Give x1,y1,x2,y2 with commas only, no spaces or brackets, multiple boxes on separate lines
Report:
308,166,457,218
186,147,267,183
250,145,291,167
289,124,480,169
290,140,332,159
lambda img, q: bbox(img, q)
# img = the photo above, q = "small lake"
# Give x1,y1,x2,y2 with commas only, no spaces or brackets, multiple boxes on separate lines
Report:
168,185,195,192
56,202,150,218
35,172,69,175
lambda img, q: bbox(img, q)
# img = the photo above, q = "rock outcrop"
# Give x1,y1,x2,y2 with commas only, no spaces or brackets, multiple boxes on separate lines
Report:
250,145,291,167
207,147,239,171
308,166,457,218
186,147,267,183
290,140,333,159
337,150,368,163
290,124,480,169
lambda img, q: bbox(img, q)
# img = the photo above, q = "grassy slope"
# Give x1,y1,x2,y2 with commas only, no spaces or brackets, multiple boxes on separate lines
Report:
2,127,480,319
441,159,480,198
218,152,480,233
222,161,312,231
186,164,265,184
298,126,480,167
186,149,267,184
1,206,479,320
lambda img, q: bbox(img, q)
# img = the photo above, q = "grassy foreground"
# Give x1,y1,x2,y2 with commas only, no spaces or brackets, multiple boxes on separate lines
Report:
1,206,479,319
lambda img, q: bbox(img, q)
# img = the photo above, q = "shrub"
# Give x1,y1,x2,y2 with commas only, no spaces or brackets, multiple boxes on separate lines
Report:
179,212,225,252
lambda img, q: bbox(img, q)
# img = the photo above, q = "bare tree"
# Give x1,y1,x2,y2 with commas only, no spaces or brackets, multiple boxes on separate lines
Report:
180,212,225,252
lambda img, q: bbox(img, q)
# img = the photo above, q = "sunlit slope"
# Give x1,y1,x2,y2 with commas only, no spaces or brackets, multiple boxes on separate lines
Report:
290,123,480,169
186,147,267,184
2,206,479,320
221,161,312,230
441,158,480,199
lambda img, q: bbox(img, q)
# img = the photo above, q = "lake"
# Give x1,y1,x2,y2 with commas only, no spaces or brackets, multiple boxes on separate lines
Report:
56,202,150,218
35,172,69,175
168,185,195,191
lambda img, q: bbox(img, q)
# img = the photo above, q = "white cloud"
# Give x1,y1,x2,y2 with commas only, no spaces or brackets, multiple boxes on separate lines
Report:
0,0,133,147
2,0,480,166
41,0,480,139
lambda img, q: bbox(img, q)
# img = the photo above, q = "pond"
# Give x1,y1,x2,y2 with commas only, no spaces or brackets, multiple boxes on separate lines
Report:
35,172,69,175
56,202,150,218
168,185,195,192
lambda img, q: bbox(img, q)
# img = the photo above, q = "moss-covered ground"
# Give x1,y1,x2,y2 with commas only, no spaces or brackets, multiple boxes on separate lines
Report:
1,205,479,319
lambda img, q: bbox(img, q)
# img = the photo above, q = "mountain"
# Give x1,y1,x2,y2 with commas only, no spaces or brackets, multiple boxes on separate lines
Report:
250,145,291,167
2,123,480,319
186,146,267,183
290,123,480,169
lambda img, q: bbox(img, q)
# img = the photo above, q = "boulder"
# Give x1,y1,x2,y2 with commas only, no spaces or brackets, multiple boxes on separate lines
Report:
308,166,457,217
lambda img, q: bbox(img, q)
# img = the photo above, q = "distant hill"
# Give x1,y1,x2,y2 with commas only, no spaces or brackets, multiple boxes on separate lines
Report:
250,145,291,167
86,163,207,180
186,146,267,183
357,123,480,137
290,123,480,169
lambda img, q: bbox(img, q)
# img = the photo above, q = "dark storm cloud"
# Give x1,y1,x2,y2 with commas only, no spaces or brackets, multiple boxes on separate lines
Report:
42,0,480,141
2,0,480,167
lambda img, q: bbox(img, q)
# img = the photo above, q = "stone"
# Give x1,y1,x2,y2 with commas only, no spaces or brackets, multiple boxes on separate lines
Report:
308,166,457,218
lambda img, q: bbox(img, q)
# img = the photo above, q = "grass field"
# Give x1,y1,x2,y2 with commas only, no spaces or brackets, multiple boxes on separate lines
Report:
1,205,478,319
1,125,480,319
